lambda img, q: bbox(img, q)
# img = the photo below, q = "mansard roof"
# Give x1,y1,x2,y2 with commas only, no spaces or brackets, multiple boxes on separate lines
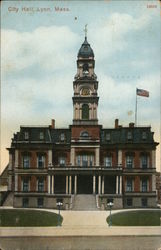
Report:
101,126,155,145
10,124,157,147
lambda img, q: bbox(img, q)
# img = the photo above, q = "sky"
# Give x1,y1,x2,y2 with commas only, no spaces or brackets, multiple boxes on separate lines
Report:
1,0,160,173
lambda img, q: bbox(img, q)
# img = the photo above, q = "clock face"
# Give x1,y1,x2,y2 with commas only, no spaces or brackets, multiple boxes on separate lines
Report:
82,88,90,96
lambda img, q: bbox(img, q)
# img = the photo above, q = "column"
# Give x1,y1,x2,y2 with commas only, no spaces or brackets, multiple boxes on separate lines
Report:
66,175,69,194
102,176,104,194
70,148,75,166
52,175,54,194
120,176,122,194
98,176,101,194
93,175,96,194
48,175,50,194
15,150,18,168
95,104,98,119
95,147,100,166
152,150,156,168
116,176,118,194
15,174,18,192
74,104,76,119
118,150,122,166
50,175,52,194
74,175,77,194
152,174,156,192
69,176,72,194
79,104,82,119
48,150,52,165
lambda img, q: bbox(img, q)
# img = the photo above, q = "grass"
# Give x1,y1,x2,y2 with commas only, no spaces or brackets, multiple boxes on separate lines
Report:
107,210,161,226
0,209,63,227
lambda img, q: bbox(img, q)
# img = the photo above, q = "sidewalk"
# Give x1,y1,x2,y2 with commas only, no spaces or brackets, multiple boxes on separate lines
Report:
0,209,161,237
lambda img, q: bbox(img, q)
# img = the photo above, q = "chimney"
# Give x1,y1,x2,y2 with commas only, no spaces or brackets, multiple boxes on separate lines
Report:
51,119,55,129
129,122,134,128
115,119,119,128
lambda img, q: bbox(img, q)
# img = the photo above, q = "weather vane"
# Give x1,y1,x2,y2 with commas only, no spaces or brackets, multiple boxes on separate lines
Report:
84,24,88,37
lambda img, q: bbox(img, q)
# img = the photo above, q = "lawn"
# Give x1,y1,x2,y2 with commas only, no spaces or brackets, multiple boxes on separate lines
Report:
107,210,161,226
0,209,63,227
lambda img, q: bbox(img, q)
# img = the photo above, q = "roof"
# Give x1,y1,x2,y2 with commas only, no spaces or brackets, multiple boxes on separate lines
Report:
78,37,94,58
10,125,157,147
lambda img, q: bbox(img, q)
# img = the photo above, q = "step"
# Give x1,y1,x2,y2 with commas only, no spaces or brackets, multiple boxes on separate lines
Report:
72,195,98,211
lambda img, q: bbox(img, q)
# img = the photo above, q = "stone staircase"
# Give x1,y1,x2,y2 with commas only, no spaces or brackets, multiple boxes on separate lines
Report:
72,195,98,211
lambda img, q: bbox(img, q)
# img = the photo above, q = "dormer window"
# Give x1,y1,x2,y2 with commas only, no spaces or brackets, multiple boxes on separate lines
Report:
127,131,132,140
80,131,89,137
106,133,111,141
142,131,147,140
40,132,44,140
60,133,65,142
24,132,29,140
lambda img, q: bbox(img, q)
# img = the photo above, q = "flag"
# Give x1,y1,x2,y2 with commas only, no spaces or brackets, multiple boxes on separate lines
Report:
136,88,149,97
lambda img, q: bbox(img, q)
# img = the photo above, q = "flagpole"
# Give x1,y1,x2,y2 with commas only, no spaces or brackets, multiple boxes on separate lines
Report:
135,88,137,126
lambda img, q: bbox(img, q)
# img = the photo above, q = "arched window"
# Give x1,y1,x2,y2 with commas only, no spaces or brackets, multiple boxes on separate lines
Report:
80,131,89,137
83,63,89,72
82,104,89,120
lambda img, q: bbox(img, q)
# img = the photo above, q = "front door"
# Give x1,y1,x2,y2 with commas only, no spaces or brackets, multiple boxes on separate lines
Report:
77,175,93,194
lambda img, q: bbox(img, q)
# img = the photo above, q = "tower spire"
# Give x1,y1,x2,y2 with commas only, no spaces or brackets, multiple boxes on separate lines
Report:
84,24,88,38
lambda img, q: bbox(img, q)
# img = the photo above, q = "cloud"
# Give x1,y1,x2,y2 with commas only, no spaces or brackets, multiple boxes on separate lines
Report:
2,26,79,72
89,12,151,61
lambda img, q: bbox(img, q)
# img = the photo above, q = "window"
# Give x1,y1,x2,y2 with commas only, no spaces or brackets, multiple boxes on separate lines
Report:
24,132,29,140
23,155,30,168
83,63,89,72
23,179,29,192
80,131,89,137
82,104,89,120
142,131,147,140
141,198,147,207
77,155,81,166
60,133,65,142
59,157,66,166
127,131,132,140
126,198,133,207
106,133,111,141
141,155,148,169
37,155,45,168
89,155,94,167
142,179,148,192
40,132,44,140
37,178,44,192
37,198,44,208
104,156,112,167
76,155,94,167
82,155,88,167
22,198,29,208
126,155,134,168
126,179,133,192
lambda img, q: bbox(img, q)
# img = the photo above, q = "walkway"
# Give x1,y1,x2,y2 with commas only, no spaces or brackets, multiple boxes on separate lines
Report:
0,207,161,237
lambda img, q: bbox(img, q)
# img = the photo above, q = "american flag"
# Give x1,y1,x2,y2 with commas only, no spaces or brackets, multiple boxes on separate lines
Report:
136,88,149,97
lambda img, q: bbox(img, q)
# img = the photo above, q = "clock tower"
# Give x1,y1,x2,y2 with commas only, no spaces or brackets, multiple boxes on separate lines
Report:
72,28,99,125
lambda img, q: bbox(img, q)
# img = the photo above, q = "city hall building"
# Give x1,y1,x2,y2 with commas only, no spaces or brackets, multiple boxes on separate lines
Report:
7,35,158,210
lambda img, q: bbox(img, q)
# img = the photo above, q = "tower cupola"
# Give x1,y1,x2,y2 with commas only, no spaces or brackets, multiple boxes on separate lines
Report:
72,25,99,126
